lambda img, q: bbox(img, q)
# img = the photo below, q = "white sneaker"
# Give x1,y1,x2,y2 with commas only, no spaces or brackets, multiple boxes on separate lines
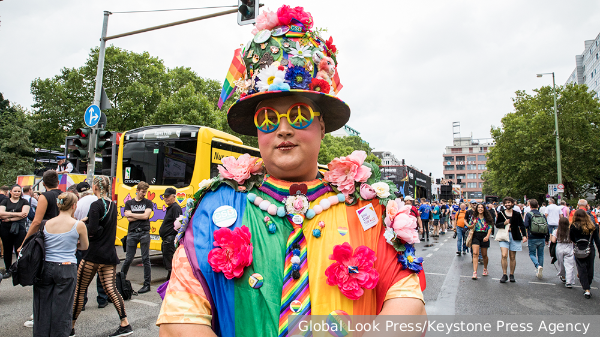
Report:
30,314,33,320
536,266,543,279
24,320,34,328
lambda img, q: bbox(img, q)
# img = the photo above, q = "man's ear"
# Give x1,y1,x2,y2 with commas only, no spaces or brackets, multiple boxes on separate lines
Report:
319,117,326,140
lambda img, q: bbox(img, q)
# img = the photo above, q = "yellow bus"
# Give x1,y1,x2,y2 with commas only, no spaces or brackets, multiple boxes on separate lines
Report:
114,125,260,250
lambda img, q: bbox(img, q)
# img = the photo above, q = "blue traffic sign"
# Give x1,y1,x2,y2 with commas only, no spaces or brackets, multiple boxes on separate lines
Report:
84,104,101,127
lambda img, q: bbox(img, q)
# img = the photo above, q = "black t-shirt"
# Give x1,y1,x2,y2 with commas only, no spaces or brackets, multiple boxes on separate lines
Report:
440,205,448,216
0,197,29,226
160,202,182,239
124,198,154,232
42,189,62,220
84,199,119,265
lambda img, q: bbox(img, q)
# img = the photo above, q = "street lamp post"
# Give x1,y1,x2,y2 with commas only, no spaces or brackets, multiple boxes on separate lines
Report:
537,72,562,199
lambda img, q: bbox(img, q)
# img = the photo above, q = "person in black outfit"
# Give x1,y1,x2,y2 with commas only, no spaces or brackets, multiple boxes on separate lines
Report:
159,188,182,280
570,209,600,299
121,181,153,294
72,176,133,336
0,184,31,278
22,170,62,245
495,197,527,283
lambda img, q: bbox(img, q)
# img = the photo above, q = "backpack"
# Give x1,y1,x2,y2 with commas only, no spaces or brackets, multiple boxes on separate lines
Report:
529,212,549,235
116,271,134,300
10,220,47,286
574,234,592,259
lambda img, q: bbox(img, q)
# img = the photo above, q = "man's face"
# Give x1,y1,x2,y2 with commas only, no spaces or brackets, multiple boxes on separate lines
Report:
137,189,148,199
256,96,325,182
164,194,176,206
505,201,514,208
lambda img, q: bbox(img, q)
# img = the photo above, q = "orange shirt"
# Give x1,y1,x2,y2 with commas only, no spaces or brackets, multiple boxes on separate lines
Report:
569,207,598,224
456,210,467,228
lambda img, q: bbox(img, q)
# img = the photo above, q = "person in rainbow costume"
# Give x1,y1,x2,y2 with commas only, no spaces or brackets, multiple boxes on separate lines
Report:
157,5,426,337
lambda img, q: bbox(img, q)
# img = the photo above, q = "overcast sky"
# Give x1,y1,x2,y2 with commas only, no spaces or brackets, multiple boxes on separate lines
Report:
2,0,600,178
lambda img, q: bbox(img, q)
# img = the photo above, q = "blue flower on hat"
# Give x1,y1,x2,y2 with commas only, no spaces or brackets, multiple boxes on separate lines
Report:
397,243,423,273
285,66,312,90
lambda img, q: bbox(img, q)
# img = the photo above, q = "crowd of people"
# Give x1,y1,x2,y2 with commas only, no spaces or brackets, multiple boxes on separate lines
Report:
0,170,135,337
412,195,600,299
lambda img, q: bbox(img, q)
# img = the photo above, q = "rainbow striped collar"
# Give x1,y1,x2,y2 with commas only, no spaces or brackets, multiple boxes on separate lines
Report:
258,175,333,202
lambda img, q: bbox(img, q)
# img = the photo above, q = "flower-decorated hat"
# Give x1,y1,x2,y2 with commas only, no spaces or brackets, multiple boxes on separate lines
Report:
219,5,350,136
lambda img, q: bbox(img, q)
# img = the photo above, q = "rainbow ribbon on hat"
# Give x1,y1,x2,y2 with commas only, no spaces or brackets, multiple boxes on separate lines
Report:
218,48,246,109
278,216,311,337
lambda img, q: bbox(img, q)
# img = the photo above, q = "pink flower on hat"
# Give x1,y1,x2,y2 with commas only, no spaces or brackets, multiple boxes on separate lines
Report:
277,5,314,30
325,242,379,300
218,154,263,185
324,151,372,196
208,226,253,279
251,8,281,35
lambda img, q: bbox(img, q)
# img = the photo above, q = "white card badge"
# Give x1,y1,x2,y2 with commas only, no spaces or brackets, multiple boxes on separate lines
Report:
212,205,237,228
356,203,378,231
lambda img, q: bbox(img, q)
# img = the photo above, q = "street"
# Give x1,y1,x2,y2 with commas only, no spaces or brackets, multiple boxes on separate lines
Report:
3,234,600,336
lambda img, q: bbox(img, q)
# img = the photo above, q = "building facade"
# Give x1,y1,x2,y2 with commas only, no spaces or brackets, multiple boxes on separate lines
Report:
565,32,600,98
372,151,402,166
442,136,495,200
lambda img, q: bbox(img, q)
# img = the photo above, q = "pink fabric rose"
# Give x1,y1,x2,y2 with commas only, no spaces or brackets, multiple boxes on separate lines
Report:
276,5,314,30
389,205,418,244
325,242,379,300
359,183,377,200
251,8,280,35
324,151,372,196
293,198,304,211
208,226,253,279
218,154,263,185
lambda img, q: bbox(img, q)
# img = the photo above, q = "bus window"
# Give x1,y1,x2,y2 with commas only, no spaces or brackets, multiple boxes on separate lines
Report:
123,139,197,188
210,140,261,178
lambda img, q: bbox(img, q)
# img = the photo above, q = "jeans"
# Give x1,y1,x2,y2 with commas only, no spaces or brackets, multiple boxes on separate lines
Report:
33,262,77,337
75,250,108,305
456,226,468,253
161,235,176,280
528,238,545,268
422,220,430,239
121,230,151,286
548,225,558,237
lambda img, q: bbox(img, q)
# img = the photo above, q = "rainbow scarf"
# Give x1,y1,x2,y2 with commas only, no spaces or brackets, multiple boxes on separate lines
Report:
218,48,246,109
259,175,332,202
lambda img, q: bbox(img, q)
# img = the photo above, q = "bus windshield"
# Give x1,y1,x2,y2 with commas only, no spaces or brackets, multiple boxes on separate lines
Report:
122,126,199,188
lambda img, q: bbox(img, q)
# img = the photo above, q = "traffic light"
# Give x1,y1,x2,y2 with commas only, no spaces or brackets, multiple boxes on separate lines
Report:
237,0,258,25
73,127,91,161
97,129,113,152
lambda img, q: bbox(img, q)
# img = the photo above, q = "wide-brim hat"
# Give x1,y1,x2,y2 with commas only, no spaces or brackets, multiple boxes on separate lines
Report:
219,5,350,137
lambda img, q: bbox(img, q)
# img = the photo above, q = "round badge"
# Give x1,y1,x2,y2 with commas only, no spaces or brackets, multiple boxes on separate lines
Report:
254,29,272,44
271,25,290,36
248,273,264,289
292,214,304,225
212,205,237,228
290,300,302,313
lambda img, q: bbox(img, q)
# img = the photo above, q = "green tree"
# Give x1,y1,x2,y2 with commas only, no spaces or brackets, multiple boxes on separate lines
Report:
318,134,381,165
483,83,600,201
0,93,36,186
29,46,232,149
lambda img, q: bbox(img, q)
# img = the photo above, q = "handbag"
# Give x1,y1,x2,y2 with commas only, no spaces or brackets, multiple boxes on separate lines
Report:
495,211,510,242
466,229,474,247
10,222,20,235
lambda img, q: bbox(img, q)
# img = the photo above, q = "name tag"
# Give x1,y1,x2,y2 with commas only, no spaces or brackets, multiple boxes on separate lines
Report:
356,203,378,231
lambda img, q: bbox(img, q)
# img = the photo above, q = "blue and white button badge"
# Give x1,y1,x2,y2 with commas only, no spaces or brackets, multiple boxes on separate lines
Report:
212,205,238,228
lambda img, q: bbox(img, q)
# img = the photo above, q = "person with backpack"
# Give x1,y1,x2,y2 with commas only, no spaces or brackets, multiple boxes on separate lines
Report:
0,184,30,278
570,209,600,299
33,192,88,337
551,217,575,288
523,199,549,279
71,176,133,336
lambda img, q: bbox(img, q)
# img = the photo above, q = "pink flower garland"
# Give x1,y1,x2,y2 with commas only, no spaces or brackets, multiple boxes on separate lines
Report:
208,226,253,279
323,151,372,197
325,242,379,300
217,154,263,185
384,200,420,244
